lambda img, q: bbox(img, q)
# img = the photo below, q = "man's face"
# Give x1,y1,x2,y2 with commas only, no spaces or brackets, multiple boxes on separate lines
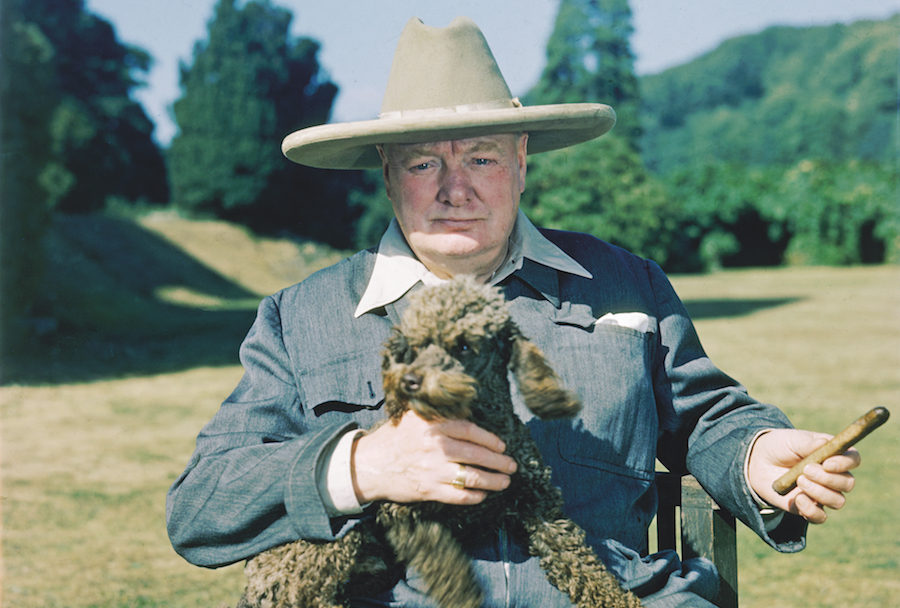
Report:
379,133,528,281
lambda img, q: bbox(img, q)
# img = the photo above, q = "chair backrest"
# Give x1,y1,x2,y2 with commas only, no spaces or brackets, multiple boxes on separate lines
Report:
655,472,738,608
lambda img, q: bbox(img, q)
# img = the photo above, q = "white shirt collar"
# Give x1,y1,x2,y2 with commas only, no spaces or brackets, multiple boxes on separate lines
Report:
353,210,592,318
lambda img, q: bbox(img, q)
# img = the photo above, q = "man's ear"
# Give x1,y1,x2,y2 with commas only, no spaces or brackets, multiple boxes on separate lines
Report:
517,133,528,193
377,144,393,200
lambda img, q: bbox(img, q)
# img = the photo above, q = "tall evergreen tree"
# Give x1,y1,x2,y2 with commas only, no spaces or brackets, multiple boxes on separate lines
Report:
19,0,168,211
169,0,353,244
520,0,665,265
527,0,641,145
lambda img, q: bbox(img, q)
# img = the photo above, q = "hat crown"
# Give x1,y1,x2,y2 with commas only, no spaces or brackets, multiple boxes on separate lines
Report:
381,17,515,115
281,17,615,170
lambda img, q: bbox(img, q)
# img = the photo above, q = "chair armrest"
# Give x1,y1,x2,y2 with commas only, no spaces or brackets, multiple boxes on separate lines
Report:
655,472,738,608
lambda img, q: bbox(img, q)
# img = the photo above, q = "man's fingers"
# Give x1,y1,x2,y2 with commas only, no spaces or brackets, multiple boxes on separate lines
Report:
429,462,512,505
822,447,861,473
446,441,517,475
791,491,828,524
440,418,506,453
452,463,512,492
796,473,848,510
437,420,518,475
803,462,856,493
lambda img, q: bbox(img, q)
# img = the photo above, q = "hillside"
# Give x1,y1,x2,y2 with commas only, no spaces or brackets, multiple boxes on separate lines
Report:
639,14,899,173
14,212,347,383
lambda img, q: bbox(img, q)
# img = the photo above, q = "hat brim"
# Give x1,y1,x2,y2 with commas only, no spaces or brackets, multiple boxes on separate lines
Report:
282,103,615,170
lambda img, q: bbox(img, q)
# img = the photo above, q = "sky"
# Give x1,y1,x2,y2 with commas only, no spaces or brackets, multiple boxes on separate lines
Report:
85,0,900,145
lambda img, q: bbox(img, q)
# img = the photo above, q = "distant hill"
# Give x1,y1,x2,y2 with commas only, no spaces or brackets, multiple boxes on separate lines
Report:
639,14,899,173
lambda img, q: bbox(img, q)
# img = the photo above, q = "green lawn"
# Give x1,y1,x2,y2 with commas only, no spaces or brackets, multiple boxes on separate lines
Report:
672,266,900,607
2,263,897,607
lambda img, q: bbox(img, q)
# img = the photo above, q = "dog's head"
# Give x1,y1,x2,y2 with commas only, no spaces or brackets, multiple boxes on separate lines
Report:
382,277,581,421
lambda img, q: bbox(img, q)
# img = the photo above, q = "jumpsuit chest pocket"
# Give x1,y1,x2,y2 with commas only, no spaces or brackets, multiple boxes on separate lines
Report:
539,320,659,481
297,351,387,431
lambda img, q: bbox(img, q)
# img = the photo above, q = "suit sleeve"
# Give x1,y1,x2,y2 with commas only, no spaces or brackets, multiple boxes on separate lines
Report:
166,294,363,568
647,260,808,552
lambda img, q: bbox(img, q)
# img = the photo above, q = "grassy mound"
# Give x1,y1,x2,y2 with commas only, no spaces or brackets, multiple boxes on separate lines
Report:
11,211,347,382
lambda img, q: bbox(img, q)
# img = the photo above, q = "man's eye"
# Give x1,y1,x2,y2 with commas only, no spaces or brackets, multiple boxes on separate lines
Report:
408,160,433,172
473,157,493,166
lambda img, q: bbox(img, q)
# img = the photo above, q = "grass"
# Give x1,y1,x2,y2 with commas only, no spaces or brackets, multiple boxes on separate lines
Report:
2,368,248,607
2,213,898,606
672,265,900,607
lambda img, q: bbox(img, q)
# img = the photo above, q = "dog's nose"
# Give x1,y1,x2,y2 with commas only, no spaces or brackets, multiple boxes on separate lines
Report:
401,373,421,393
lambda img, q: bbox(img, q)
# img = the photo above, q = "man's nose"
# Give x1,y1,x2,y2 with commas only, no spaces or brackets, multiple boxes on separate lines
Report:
437,164,472,206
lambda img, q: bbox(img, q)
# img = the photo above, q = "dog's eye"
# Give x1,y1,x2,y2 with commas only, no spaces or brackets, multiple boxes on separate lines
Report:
454,338,471,356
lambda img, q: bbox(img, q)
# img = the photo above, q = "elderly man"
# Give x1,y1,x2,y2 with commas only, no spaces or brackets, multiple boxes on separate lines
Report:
167,17,859,607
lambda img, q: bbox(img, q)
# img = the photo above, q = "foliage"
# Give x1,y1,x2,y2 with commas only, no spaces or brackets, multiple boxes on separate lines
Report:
521,135,675,267
16,0,168,212
527,0,641,147
662,163,790,271
0,0,59,368
771,160,898,265
635,14,898,270
661,159,898,271
349,168,396,250
640,15,899,172
517,0,670,265
168,0,357,247
1,0,167,369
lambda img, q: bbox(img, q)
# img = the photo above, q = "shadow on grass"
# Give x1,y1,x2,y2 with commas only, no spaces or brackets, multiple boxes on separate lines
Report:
683,297,803,320
7,214,262,384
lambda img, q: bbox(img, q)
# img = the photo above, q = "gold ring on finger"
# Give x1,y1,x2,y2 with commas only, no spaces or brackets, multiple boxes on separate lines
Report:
450,464,467,490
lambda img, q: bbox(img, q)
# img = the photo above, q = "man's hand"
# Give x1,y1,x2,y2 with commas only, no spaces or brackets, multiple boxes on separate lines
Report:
748,429,861,523
350,410,518,505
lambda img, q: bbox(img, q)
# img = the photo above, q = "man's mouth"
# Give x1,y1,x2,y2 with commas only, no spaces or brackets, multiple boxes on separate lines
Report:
432,218,481,229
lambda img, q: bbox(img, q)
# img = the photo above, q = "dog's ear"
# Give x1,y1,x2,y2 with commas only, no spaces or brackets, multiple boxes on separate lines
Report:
509,332,582,419
383,327,412,369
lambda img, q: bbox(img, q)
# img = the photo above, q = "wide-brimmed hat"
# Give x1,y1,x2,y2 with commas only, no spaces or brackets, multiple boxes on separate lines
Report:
282,16,616,169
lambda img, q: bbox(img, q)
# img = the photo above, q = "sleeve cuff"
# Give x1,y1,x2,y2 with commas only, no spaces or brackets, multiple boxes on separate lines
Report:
317,429,368,516
285,422,359,541
744,428,785,532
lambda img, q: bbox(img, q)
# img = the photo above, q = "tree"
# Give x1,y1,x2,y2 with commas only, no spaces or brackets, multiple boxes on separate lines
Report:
169,0,355,245
771,159,898,265
349,169,396,251
520,136,676,268
1,0,60,368
662,162,790,271
640,16,899,172
19,0,168,211
518,0,667,265
527,0,641,147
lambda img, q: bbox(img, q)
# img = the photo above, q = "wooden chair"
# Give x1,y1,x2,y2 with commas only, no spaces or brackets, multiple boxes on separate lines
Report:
655,472,738,608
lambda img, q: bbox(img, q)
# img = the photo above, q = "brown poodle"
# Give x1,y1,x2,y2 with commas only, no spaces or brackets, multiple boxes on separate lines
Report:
237,277,642,608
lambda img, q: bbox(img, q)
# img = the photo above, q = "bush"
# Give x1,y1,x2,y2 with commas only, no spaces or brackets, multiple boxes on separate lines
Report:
662,163,790,272
769,159,898,265
661,159,896,271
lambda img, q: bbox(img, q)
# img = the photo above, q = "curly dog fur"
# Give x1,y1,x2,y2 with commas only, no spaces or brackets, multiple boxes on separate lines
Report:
236,277,642,608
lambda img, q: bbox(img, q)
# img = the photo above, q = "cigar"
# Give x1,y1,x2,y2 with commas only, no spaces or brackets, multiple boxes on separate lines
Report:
772,407,890,496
